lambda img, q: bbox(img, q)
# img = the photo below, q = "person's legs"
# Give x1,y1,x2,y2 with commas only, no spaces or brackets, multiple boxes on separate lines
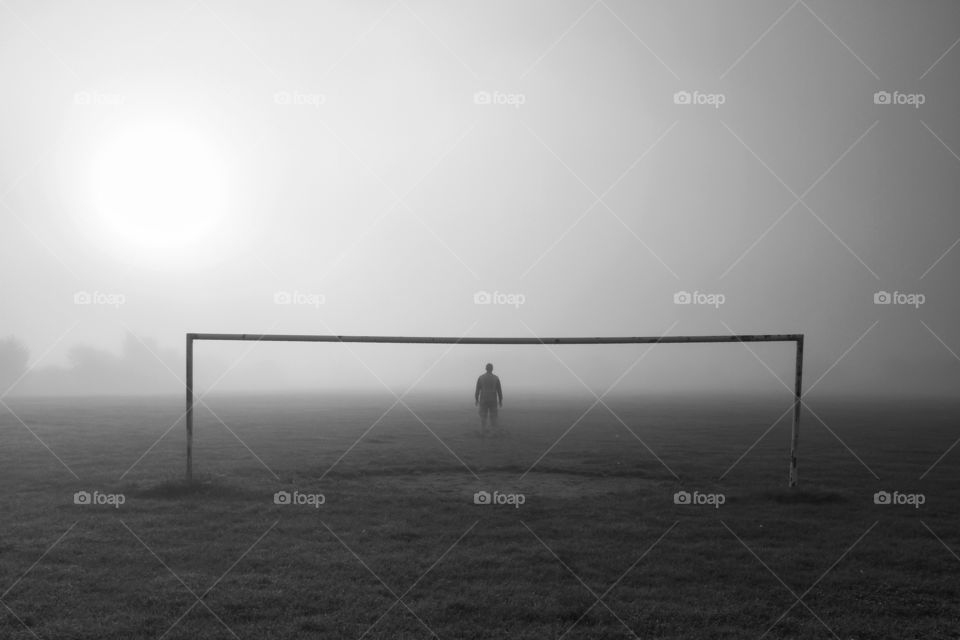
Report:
488,403,499,430
478,404,488,431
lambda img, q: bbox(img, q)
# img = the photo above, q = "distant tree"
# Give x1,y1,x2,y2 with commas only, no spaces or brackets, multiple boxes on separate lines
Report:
0,336,30,394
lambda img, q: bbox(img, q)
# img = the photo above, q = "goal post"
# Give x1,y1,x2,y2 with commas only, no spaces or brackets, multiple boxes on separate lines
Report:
184,332,805,486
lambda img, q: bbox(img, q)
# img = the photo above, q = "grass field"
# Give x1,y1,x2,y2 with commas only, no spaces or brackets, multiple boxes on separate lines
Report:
1,392,958,639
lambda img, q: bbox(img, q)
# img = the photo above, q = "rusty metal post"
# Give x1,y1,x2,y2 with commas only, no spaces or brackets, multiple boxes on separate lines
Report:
789,335,804,487
186,333,194,483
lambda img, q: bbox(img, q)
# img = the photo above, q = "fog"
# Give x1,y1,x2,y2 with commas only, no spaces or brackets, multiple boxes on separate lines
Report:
1,1,958,399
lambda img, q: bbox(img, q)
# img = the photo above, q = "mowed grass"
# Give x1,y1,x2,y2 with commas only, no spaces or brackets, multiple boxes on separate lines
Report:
1,392,958,639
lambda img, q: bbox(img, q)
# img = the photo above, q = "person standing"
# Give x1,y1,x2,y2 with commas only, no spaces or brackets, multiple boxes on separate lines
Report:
475,363,503,433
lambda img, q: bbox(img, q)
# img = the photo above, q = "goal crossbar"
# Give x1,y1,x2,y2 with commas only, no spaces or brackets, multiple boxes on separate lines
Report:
185,332,804,486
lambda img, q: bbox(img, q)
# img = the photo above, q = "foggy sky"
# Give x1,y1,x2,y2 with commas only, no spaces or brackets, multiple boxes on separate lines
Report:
1,1,959,398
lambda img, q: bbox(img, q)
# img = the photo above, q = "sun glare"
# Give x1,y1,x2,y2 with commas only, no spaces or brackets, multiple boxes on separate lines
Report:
87,121,228,264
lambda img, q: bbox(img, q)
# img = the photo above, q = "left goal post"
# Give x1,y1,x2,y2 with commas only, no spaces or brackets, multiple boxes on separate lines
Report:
184,332,804,486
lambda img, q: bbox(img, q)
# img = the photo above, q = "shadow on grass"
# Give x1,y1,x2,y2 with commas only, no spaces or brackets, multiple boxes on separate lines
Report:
760,487,847,504
126,475,258,500
316,463,663,479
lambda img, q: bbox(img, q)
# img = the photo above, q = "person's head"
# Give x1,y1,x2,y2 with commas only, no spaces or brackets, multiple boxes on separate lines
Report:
485,363,493,373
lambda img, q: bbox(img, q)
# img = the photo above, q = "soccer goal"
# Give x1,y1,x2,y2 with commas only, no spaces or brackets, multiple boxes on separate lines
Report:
184,332,805,486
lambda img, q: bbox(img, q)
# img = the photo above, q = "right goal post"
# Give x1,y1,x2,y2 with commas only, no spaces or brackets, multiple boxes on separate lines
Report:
184,332,804,486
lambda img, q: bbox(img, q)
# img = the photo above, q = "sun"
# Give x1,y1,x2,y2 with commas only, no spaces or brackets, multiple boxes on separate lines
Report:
87,120,228,265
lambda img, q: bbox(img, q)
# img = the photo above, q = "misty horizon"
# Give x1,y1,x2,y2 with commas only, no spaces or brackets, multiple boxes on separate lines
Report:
3,1,959,401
